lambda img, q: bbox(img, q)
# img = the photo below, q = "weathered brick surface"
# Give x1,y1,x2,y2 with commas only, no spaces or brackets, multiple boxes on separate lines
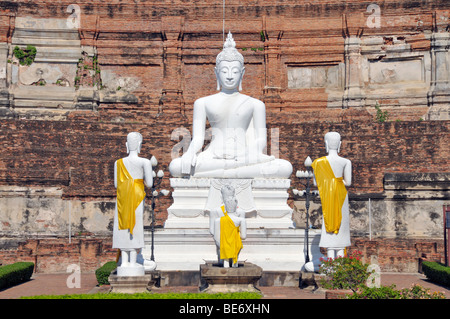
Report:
0,116,447,216
0,236,115,273
350,237,446,272
1,0,449,113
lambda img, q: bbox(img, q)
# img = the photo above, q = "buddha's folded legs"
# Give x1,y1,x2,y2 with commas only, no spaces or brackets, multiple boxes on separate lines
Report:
169,155,292,178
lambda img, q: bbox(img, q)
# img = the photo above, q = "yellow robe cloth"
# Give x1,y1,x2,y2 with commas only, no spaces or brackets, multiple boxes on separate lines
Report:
219,205,243,264
311,157,347,234
116,158,145,235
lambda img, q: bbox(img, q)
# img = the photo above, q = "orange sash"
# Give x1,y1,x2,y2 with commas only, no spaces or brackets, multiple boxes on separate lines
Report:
312,157,347,234
219,205,243,264
116,158,145,235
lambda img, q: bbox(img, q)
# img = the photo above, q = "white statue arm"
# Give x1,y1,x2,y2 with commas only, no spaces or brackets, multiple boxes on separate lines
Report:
143,158,153,188
114,160,118,188
240,218,247,240
209,208,224,235
343,160,352,187
181,99,206,173
213,218,221,246
252,100,269,156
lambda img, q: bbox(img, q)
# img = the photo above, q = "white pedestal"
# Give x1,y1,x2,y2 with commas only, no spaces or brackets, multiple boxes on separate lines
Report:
117,264,145,277
142,228,322,272
143,177,322,273
166,177,294,229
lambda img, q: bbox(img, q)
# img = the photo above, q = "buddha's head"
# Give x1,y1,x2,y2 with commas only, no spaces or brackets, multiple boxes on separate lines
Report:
126,132,143,154
221,184,235,200
324,132,341,153
215,32,245,91
224,196,238,214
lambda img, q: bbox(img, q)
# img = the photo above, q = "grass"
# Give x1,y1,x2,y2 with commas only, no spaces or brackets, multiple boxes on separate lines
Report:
21,291,262,299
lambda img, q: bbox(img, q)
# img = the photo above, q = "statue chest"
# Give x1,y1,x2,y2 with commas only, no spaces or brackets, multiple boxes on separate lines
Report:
205,102,253,128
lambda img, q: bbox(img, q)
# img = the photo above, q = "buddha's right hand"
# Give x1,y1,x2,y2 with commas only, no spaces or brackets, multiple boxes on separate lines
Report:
181,150,197,174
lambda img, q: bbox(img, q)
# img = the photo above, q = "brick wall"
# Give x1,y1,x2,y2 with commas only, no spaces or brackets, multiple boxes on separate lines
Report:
2,1,449,115
0,236,115,273
350,237,445,273
0,115,448,221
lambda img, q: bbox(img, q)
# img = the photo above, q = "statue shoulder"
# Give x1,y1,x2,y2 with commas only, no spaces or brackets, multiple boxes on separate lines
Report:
336,156,352,168
128,156,151,168
194,93,220,106
194,96,207,105
141,157,152,165
247,96,265,110
236,208,246,218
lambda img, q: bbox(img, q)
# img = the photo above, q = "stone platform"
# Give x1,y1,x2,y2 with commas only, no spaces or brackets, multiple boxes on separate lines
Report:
108,270,160,294
166,177,294,229
142,176,322,274
142,228,322,273
199,261,263,293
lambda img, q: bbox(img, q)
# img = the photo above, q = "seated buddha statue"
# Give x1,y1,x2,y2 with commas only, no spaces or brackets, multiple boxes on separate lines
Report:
169,32,292,179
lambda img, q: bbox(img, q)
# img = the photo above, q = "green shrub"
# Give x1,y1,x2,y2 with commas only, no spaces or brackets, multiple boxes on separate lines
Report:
95,261,117,286
422,261,450,287
348,283,445,299
0,262,35,290
319,251,372,292
347,284,401,299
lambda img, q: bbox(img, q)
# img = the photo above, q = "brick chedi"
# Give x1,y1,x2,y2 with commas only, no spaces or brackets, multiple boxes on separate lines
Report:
0,1,448,273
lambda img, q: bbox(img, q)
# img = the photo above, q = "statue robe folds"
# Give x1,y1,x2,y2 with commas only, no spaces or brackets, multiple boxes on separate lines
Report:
219,206,243,264
312,157,350,249
113,158,146,249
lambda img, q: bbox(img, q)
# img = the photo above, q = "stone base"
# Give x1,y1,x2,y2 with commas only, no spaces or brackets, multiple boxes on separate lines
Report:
117,264,145,277
143,177,322,273
143,228,322,272
166,177,293,229
200,261,262,293
108,270,160,294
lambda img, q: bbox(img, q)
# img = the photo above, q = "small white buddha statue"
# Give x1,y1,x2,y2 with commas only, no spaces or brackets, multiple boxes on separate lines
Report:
210,184,247,268
312,132,352,259
113,132,154,275
169,32,292,179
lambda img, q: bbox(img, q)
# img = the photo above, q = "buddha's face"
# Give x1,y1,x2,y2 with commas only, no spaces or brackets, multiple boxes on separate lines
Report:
215,60,245,91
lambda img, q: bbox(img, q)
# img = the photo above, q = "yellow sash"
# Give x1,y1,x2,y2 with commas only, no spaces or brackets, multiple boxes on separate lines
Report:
116,158,145,235
311,157,347,234
219,205,243,264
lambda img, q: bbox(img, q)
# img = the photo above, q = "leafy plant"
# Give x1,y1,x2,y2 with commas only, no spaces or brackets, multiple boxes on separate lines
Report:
13,45,37,66
319,250,372,292
347,284,401,299
33,79,46,86
402,283,445,299
95,261,117,286
375,102,389,123
348,283,445,299
75,53,102,90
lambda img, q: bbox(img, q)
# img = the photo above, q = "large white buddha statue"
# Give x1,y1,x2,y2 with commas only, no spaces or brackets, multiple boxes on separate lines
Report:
169,32,292,179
